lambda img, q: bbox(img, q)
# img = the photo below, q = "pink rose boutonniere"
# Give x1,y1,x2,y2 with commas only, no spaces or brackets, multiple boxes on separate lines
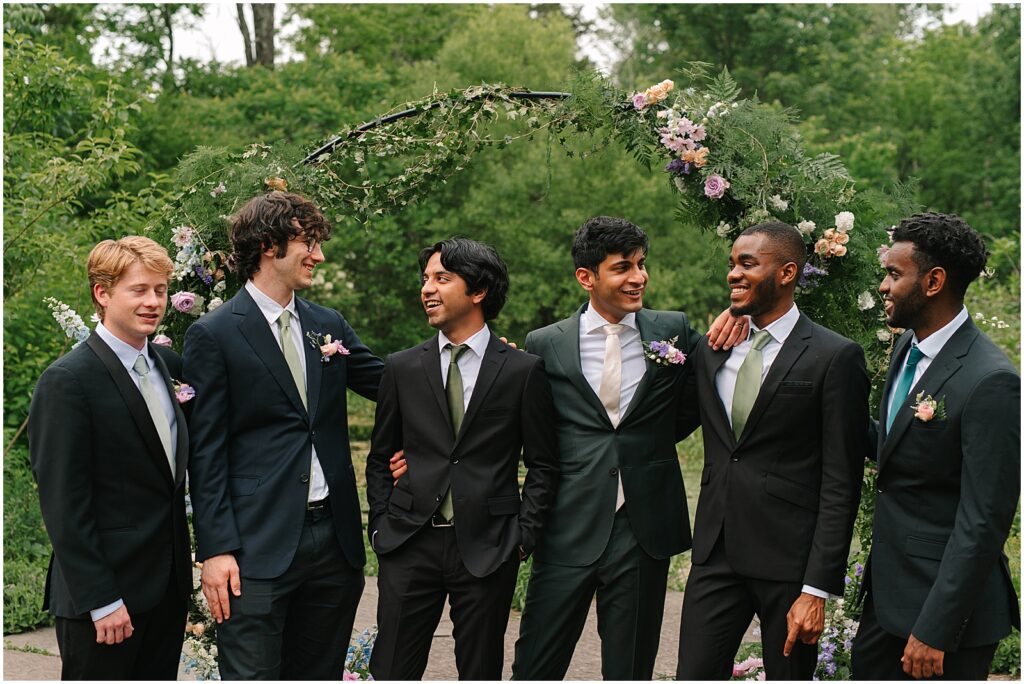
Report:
152,334,173,347
643,336,687,366
911,392,946,422
172,379,195,404
306,331,351,363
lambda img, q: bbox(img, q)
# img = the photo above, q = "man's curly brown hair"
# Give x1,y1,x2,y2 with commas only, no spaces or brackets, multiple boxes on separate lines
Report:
227,191,332,281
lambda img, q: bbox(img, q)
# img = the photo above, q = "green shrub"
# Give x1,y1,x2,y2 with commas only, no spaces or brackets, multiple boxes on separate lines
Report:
3,440,52,634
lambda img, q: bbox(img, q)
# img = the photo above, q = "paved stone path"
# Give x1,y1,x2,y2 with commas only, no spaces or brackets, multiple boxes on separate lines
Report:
4,578,761,680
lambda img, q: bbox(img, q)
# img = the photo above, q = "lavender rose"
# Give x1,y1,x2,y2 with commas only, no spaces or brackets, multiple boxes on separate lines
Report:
170,291,197,313
152,334,173,347
704,175,730,199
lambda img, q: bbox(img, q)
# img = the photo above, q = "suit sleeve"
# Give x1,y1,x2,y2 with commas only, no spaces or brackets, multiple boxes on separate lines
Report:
334,311,384,401
183,322,241,561
912,369,1021,650
675,316,703,441
517,356,560,556
28,365,121,614
803,341,869,593
365,355,402,534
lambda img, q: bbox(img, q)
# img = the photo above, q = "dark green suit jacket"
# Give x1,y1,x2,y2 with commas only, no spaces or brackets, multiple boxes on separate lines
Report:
525,304,701,566
868,319,1020,650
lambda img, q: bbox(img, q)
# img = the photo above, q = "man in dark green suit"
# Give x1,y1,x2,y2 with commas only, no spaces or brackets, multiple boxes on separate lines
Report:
851,212,1020,680
512,216,740,680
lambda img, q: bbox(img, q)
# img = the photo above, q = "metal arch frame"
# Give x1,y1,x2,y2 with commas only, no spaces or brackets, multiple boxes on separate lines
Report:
298,90,572,166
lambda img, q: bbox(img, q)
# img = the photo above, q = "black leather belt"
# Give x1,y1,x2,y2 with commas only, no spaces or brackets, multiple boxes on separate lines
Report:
307,496,330,511
430,512,454,528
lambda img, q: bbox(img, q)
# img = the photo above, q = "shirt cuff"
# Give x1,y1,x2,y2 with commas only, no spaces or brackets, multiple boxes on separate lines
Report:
90,598,124,622
801,585,834,600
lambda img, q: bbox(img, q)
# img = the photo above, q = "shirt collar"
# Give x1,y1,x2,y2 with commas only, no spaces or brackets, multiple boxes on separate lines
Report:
438,324,490,358
750,303,800,345
245,280,297,326
95,321,152,371
582,303,638,334
913,306,969,360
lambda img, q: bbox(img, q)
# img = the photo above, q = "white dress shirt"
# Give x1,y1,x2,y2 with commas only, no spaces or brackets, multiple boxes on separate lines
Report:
438,324,490,408
579,305,645,416
91,322,180,621
245,280,329,503
712,305,830,600
886,306,969,418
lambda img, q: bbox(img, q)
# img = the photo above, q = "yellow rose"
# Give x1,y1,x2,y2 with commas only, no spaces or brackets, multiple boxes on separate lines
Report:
834,232,850,245
832,244,848,257
815,239,830,255
823,228,836,240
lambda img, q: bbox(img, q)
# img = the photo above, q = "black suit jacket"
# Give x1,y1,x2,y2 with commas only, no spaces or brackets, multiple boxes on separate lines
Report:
28,333,191,619
867,319,1020,650
681,313,869,594
365,333,559,578
184,288,383,578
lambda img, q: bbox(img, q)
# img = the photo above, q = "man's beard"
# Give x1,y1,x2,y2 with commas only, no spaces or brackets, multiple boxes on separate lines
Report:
885,284,928,330
729,276,777,319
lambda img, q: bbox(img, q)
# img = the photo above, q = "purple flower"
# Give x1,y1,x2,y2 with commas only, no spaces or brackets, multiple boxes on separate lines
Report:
175,384,196,404
844,575,852,585
170,291,197,313
704,175,730,199
632,93,648,110
798,262,828,288
855,562,864,576
665,159,687,175
194,265,214,285
152,334,173,347
825,662,837,676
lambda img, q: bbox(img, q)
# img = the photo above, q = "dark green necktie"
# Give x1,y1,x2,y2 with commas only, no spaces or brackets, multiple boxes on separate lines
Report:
887,344,924,431
731,329,774,440
439,343,469,521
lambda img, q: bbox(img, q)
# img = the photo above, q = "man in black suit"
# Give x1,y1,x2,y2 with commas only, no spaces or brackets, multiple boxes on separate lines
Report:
851,212,1020,680
676,221,869,680
29,236,192,679
184,192,384,679
366,237,559,680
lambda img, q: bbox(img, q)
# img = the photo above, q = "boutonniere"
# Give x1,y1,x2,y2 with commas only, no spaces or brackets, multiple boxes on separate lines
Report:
172,379,195,404
642,336,687,366
306,330,350,363
911,392,946,422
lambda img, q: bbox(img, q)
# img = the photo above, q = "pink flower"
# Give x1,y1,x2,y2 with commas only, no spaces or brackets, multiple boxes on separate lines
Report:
152,334,173,347
877,244,890,267
174,383,195,404
632,93,648,110
704,175,730,199
319,338,351,361
915,402,935,421
170,291,197,313
343,672,360,681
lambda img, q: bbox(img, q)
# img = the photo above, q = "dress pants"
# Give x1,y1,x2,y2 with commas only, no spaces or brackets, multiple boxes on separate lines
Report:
851,593,998,680
370,523,520,680
513,506,670,681
55,573,187,680
216,504,365,680
677,531,817,680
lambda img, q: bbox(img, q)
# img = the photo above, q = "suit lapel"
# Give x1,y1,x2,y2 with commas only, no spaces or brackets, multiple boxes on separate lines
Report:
85,334,174,486
297,298,322,423
880,321,976,467
737,314,811,445
878,332,912,445
454,334,507,450
551,304,612,425
619,309,656,425
149,345,188,487
701,344,737,448
234,289,308,417
419,336,453,434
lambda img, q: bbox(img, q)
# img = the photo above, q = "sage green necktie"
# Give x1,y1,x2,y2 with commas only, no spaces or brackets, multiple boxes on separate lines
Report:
439,343,469,521
886,344,925,431
133,354,174,474
731,329,774,440
278,310,307,409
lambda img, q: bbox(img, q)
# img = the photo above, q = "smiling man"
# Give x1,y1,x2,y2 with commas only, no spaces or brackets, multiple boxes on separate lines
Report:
675,221,869,680
365,237,558,680
29,237,192,679
184,191,384,679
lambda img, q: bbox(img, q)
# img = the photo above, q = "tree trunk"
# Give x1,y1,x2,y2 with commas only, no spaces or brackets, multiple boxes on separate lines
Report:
252,4,275,68
235,3,255,67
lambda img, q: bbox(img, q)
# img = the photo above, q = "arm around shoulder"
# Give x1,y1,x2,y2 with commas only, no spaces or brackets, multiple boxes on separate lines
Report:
517,355,560,556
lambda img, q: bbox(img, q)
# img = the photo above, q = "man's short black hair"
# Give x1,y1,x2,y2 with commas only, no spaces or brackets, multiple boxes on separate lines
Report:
572,216,650,271
738,221,808,273
891,212,989,298
418,237,510,320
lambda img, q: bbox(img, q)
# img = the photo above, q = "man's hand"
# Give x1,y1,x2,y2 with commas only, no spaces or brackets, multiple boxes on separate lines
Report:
706,310,750,350
201,553,241,623
389,450,407,483
783,592,825,656
902,634,944,679
499,336,518,350
94,604,133,645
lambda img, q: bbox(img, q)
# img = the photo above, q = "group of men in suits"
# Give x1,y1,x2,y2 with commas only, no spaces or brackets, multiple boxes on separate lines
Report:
29,193,1018,682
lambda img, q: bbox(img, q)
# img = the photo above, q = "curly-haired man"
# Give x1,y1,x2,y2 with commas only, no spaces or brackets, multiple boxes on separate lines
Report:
852,212,1020,680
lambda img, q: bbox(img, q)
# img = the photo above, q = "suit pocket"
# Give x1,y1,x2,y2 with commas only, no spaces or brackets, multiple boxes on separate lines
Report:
701,464,712,485
905,535,946,560
229,476,260,496
777,381,814,395
764,473,819,511
389,487,413,513
488,494,521,516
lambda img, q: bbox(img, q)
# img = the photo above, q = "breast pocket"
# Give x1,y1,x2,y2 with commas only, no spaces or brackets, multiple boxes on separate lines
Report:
777,381,814,395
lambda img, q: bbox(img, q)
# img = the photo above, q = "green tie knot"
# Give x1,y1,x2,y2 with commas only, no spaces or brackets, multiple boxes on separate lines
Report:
278,309,292,332
448,343,469,364
751,328,773,351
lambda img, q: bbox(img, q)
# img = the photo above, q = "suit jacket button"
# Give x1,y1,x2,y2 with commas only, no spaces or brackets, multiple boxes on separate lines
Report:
731,457,739,462
876,487,883,494
609,467,618,476
436,495,442,502
300,473,309,483
452,459,459,464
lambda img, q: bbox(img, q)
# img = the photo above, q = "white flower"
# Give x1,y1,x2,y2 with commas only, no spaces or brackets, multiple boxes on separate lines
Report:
835,211,855,233
206,297,223,312
796,220,816,236
715,221,732,238
769,194,789,211
213,280,226,293
876,329,892,342
857,291,876,311
673,177,686,193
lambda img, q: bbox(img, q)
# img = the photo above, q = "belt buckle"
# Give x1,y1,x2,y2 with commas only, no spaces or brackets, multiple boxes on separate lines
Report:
430,514,454,528
307,498,328,511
